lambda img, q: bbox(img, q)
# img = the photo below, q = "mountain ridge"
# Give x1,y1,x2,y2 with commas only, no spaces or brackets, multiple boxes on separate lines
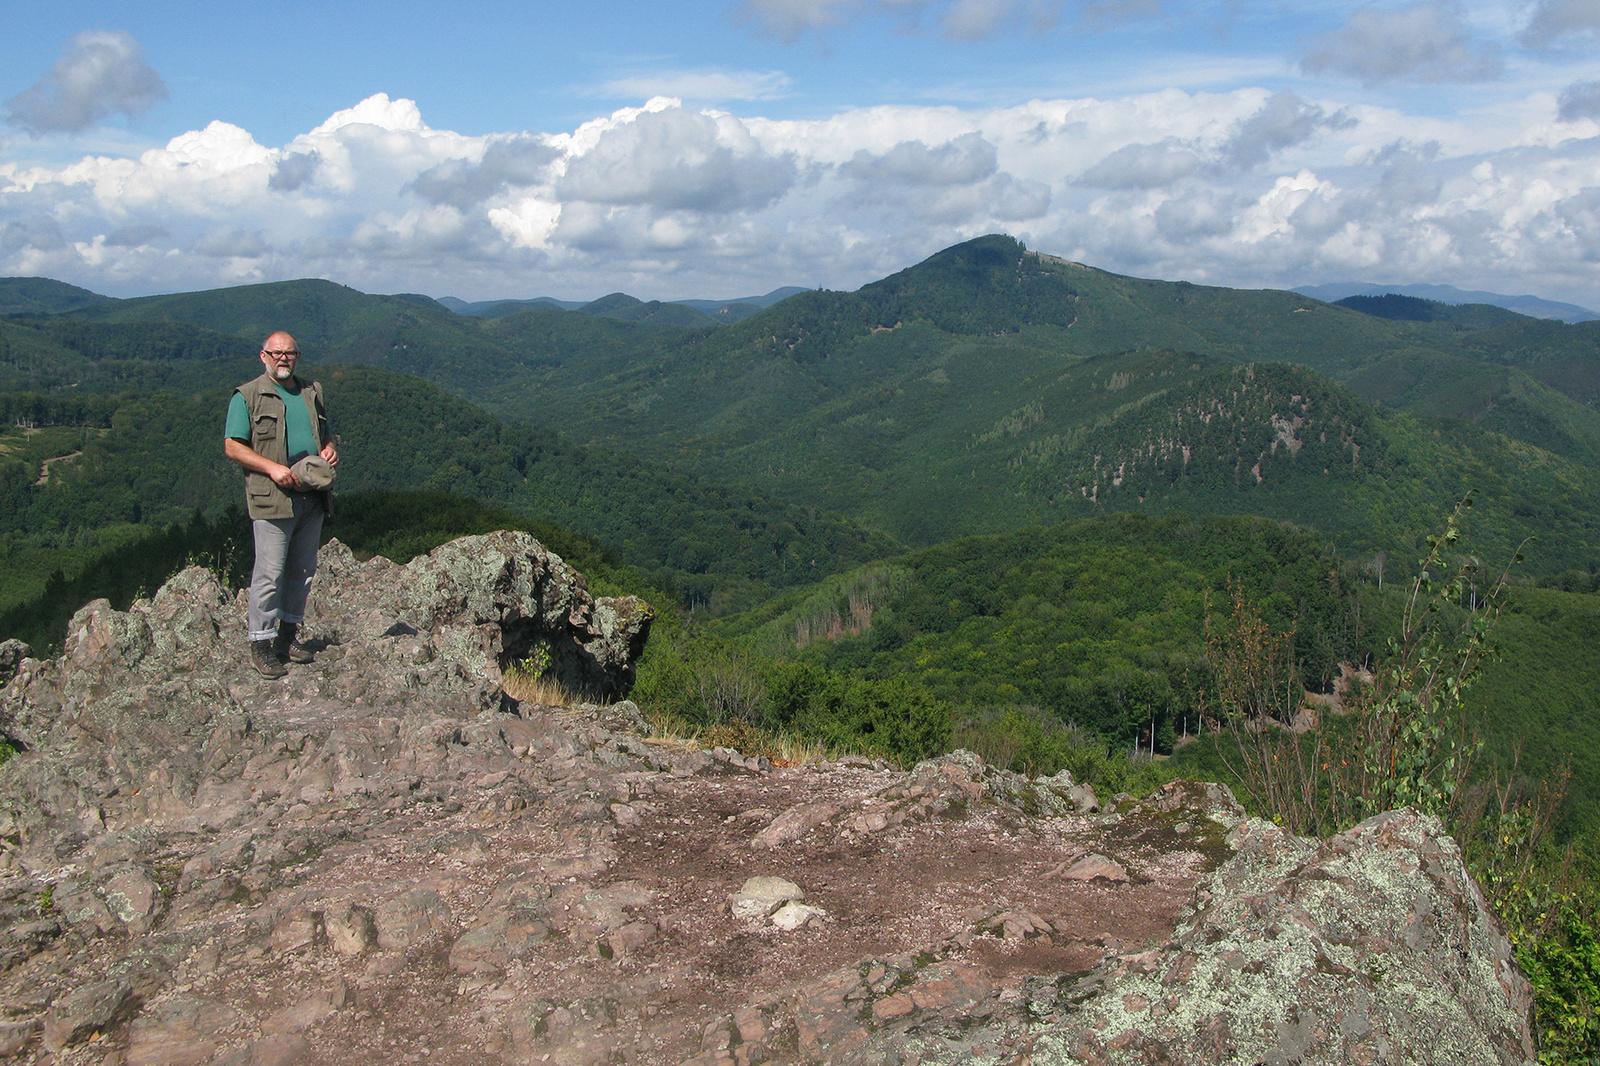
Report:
1297,280,1600,323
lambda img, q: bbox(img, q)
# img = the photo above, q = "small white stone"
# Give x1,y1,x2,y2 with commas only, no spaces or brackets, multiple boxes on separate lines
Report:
770,901,827,931
729,876,803,920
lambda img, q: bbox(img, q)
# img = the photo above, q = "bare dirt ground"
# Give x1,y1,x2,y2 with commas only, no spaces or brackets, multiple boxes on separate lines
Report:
15,694,1239,1066
1,699,1231,1066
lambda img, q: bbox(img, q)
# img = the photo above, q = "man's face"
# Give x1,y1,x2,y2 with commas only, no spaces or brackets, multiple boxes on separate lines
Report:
259,334,300,381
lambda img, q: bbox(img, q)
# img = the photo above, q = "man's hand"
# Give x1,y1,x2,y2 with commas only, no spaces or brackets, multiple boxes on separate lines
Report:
320,441,339,467
227,437,299,486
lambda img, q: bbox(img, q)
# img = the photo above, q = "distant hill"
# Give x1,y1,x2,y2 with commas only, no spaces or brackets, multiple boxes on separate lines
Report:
436,286,809,324
442,235,1600,570
1333,293,1532,328
578,293,718,327
674,286,811,323
676,286,810,312
0,277,113,316
1298,281,1599,323
61,277,507,358
437,296,581,315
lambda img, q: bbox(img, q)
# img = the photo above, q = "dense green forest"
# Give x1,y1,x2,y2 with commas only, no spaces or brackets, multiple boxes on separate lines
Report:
5,237,1600,1057
735,513,1357,737
0,363,893,618
14,235,1599,573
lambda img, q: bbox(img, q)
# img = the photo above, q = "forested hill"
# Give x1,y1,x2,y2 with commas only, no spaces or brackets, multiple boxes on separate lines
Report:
0,277,112,316
459,237,1599,570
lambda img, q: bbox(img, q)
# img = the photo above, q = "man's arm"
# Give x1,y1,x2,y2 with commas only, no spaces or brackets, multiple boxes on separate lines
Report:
313,386,338,467
225,437,300,488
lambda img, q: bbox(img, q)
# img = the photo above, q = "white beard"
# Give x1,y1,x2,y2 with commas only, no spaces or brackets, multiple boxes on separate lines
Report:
274,365,293,380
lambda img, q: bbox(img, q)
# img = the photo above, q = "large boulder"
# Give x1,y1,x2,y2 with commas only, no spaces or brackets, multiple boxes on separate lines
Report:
1034,808,1536,1065
303,530,653,707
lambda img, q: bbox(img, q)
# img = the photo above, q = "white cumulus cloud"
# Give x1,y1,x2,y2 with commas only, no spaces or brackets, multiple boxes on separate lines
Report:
1074,92,1346,188
410,137,561,209
558,105,797,213
1222,92,1352,170
4,30,167,135
1077,140,1204,188
840,133,1000,185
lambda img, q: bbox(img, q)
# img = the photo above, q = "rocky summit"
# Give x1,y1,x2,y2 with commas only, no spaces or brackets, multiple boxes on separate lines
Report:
0,533,1535,1065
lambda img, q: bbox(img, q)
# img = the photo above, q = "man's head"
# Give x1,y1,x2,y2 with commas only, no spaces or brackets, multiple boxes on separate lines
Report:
259,331,301,382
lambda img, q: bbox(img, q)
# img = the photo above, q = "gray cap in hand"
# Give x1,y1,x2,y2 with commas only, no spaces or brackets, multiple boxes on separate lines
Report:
290,455,336,490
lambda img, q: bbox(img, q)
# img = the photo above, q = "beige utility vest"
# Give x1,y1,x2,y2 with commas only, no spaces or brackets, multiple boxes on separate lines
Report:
235,373,331,520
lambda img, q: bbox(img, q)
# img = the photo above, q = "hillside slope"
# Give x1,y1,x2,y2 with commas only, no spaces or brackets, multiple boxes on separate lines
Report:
0,362,894,618
430,236,1600,567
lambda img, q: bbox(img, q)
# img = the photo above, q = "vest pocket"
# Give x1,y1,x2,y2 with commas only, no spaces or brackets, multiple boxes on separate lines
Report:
252,410,281,452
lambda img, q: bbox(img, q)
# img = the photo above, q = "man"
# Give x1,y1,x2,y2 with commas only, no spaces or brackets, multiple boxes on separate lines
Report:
224,331,339,679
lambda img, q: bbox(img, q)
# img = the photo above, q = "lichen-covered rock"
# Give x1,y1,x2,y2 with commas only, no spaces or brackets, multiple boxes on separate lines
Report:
1033,808,1536,1065
729,876,804,921
306,531,653,705
832,750,1130,841
42,978,139,1052
0,532,651,758
0,638,30,686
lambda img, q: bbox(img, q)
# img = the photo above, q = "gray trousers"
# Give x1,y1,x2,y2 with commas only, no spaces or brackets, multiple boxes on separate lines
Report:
247,493,325,642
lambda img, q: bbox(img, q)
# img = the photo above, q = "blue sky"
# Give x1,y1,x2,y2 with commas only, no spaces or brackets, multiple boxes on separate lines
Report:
3,0,1599,306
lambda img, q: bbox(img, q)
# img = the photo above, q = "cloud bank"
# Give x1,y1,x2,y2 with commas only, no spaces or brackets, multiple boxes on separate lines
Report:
4,78,1600,306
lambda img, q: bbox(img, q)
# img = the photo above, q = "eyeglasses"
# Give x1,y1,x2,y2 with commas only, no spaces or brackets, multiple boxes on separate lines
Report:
262,349,301,357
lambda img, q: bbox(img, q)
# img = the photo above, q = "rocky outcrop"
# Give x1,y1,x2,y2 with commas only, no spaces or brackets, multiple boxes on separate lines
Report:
1032,810,1536,1065
0,533,1534,1065
1,529,651,755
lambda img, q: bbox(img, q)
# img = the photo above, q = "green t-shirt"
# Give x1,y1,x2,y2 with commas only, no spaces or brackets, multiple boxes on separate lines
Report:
225,381,318,462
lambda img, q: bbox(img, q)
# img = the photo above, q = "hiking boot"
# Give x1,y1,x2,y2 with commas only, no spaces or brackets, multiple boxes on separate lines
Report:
250,638,287,679
274,622,314,665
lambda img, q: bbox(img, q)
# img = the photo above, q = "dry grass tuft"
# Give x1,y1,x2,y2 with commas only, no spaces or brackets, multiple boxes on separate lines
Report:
643,710,828,767
501,662,573,708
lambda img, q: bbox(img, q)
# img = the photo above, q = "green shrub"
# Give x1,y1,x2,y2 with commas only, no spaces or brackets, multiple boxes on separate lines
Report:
767,660,950,766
